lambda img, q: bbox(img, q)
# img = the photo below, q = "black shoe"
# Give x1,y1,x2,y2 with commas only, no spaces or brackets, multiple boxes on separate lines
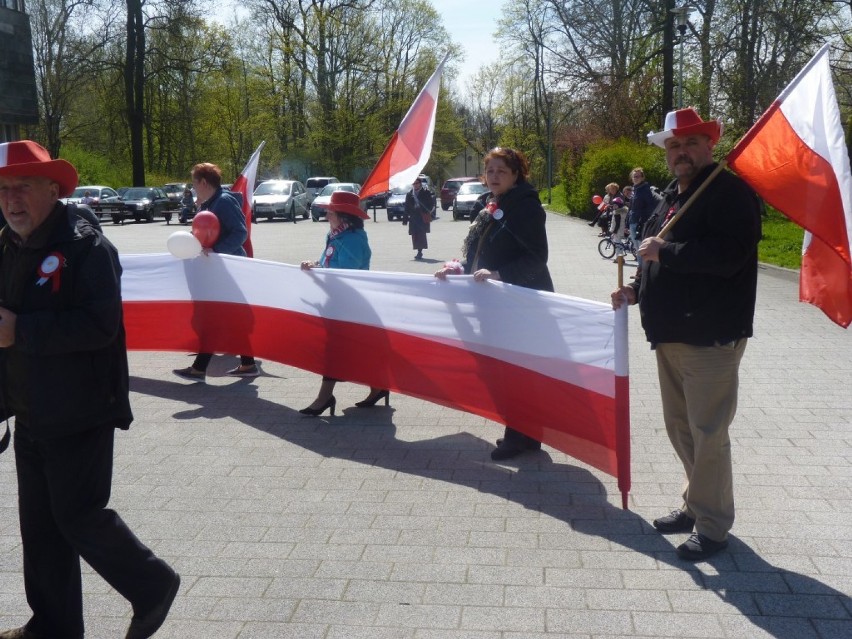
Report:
0,628,43,639
299,395,336,416
172,366,205,381
653,510,696,534
490,436,541,461
676,533,728,561
490,443,525,461
355,390,390,408
226,364,260,377
125,571,180,639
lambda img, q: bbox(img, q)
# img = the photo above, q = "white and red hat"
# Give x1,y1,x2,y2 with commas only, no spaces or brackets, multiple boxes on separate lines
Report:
0,140,79,197
647,108,723,148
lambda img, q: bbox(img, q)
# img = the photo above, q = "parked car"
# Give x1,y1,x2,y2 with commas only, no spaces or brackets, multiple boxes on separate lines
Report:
362,189,391,209
252,179,309,222
61,185,120,217
162,182,192,203
440,177,479,210
305,176,339,204
311,182,362,221
452,181,490,221
385,186,411,222
110,186,176,224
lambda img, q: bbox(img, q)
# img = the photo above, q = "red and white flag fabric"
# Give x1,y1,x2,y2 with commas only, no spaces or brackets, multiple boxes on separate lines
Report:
359,55,448,201
728,44,852,328
121,253,631,506
230,141,266,258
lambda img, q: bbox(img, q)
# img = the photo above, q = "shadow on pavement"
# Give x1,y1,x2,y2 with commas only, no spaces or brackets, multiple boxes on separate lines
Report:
131,374,851,639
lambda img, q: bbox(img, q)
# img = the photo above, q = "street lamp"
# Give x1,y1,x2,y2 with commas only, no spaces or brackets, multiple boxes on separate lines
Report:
545,91,553,205
671,4,692,108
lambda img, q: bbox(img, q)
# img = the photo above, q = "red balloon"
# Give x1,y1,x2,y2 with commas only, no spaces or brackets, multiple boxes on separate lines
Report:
591,194,603,205
191,211,220,249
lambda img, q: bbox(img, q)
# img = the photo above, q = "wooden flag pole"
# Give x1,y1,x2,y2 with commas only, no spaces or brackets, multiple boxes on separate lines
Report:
655,159,728,239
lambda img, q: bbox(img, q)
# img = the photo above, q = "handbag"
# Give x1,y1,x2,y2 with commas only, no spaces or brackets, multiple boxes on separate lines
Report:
421,212,431,224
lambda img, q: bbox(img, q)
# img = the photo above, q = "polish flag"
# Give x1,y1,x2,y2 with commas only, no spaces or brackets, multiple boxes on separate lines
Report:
728,44,852,328
230,141,266,258
121,254,631,506
360,55,448,201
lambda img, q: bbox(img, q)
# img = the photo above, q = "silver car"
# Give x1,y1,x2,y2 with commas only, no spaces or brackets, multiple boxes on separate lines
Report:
452,182,489,220
252,180,310,222
310,182,362,221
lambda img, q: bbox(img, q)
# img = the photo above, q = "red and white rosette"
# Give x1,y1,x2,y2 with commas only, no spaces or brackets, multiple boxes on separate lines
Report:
485,201,504,220
443,259,463,275
37,252,65,292
322,245,335,267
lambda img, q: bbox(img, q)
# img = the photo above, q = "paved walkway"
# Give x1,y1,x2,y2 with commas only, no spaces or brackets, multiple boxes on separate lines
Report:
1,209,850,638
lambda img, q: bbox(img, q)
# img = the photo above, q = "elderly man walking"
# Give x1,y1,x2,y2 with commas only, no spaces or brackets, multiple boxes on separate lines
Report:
0,141,179,639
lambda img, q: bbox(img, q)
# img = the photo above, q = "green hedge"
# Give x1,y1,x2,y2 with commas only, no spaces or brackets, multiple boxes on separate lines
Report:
566,139,669,218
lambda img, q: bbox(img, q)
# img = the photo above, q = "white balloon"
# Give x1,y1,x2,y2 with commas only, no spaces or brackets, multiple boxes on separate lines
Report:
167,231,202,259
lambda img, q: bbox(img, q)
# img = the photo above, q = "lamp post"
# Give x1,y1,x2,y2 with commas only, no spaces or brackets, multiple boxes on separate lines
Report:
546,92,553,205
671,5,691,108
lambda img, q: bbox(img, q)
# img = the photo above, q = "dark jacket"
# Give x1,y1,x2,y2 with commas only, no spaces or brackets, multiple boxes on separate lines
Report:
200,187,247,256
631,163,762,346
462,181,554,292
0,204,133,439
403,187,434,234
627,180,656,229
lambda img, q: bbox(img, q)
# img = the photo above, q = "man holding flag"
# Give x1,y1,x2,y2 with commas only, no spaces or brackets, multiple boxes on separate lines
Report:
612,108,762,560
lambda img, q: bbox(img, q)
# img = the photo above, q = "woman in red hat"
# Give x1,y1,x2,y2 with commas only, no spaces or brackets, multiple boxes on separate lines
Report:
299,190,389,415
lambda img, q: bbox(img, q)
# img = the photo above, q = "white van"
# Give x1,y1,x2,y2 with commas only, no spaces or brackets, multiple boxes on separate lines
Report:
305,176,339,203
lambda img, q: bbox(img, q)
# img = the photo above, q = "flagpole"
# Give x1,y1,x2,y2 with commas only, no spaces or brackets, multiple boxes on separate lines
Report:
614,252,631,509
655,159,728,239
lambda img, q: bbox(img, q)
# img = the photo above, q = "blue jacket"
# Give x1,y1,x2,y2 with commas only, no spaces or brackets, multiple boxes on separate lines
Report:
627,180,656,230
200,187,247,256
319,227,371,270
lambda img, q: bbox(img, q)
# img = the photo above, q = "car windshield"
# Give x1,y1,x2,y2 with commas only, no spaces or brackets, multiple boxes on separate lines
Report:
71,187,95,198
390,186,410,195
319,184,340,196
163,185,182,194
458,182,487,195
255,182,291,196
124,188,153,199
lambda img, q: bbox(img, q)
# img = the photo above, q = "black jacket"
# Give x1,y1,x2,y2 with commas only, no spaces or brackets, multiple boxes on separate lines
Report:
631,163,762,346
403,187,434,234
0,203,133,439
463,181,554,292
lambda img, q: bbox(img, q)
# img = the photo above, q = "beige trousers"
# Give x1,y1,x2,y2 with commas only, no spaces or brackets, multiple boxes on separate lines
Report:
655,339,747,541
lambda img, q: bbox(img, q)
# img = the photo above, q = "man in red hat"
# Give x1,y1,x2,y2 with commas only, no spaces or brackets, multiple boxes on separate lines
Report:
611,109,763,561
0,141,179,639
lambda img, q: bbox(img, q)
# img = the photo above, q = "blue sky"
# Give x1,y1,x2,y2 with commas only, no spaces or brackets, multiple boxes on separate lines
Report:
428,0,502,86
217,1,502,88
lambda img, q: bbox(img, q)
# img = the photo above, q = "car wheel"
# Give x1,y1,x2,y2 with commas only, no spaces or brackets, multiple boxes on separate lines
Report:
442,202,449,211
112,214,121,225
146,210,154,223
387,212,393,221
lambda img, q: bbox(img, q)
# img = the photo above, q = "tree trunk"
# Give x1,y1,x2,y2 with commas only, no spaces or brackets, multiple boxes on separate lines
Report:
126,0,146,186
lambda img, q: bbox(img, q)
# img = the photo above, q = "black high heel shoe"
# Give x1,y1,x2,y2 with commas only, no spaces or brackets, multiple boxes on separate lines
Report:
355,390,390,408
299,395,336,416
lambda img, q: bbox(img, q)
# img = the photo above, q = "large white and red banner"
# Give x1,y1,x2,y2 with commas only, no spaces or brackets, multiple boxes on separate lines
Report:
121,254,631,505
728,44,852,328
